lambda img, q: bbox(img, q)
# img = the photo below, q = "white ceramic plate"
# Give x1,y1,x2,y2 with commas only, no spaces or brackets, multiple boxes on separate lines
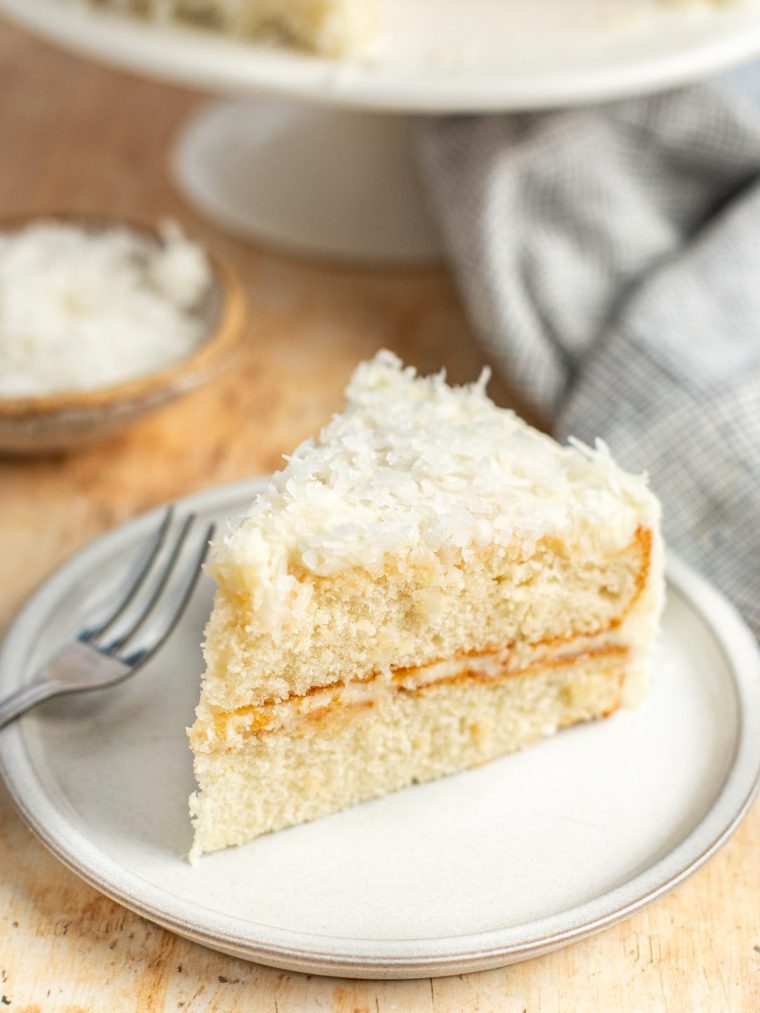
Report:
3,0,760,111
1,479,759,979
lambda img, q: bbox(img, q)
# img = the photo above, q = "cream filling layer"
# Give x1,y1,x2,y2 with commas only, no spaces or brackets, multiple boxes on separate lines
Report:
191,630,630,754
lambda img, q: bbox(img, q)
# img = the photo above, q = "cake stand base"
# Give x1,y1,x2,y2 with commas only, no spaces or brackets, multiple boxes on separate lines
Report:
172,98,442,264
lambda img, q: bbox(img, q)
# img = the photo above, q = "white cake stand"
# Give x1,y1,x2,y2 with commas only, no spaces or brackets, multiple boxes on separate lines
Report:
4,0,760,262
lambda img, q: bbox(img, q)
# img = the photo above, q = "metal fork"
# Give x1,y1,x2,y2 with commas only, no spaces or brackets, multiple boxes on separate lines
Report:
0,508,215,731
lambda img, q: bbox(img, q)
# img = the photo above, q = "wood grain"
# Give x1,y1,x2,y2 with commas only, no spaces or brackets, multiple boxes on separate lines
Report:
0,15,758,1013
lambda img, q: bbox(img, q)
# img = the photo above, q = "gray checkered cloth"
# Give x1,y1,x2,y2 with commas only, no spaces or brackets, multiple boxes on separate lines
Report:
420,76,760,636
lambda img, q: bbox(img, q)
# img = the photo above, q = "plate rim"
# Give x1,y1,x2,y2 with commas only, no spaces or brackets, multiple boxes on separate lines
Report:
3,0,760,112
1,476,759,978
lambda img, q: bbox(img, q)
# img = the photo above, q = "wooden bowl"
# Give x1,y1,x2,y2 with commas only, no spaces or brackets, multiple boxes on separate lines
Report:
0,216,247,455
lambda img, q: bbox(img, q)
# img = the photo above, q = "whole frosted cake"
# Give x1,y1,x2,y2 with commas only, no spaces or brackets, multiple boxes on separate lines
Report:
95,1,725,58
189,351,664,858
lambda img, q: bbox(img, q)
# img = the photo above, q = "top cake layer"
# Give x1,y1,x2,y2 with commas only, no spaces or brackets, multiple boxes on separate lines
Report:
211,351,656,611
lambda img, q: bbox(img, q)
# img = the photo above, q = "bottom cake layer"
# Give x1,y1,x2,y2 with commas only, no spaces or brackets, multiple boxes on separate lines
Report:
189,649,642,858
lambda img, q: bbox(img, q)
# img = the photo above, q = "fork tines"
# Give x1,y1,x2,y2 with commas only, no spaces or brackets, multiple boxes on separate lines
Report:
81,507,215,669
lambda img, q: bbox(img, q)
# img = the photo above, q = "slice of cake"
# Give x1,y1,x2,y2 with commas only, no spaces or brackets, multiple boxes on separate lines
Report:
189,351,664,858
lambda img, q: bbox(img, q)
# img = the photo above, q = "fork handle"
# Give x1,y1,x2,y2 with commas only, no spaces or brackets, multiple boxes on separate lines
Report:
0,681,62,731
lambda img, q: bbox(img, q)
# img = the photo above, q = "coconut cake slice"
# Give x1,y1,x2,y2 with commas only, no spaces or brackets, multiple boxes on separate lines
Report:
188,351,664,858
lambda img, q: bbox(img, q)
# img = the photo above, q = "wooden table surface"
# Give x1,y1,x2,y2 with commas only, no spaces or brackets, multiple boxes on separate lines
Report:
0,16,758,1012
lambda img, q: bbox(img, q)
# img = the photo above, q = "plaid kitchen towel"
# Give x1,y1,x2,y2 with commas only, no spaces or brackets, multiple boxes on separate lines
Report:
420,73,760,636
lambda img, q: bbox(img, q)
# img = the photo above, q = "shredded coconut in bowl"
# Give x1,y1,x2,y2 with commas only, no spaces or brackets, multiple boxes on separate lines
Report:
0,218,214,397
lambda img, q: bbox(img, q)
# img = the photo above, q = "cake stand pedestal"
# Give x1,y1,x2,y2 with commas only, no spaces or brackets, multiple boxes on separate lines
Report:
173,98,442,263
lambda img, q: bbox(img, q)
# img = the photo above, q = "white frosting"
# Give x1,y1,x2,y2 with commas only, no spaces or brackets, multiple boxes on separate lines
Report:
212,351,658,608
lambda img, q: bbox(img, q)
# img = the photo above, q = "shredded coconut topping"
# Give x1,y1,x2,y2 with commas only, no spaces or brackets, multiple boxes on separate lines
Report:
213,351,659,610
0,219,212,397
